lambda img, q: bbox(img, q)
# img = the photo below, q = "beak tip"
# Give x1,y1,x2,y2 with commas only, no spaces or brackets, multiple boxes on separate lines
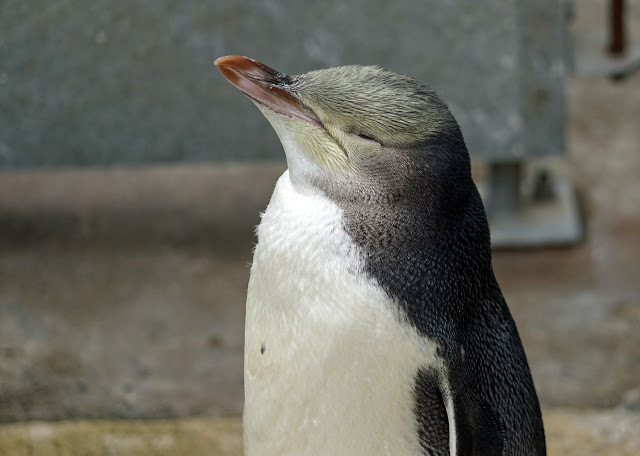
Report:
214,55,254,70
213,56,230,67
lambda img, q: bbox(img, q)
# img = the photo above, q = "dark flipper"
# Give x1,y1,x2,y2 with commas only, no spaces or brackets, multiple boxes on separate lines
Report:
414,368,504,456
446,387,504,456
414,369,450,455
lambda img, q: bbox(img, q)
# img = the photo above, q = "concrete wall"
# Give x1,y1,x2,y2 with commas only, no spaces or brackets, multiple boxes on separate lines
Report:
0,0,564,168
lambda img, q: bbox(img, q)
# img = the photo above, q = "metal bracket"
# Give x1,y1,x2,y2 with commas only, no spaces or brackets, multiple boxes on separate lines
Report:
479,162,582,248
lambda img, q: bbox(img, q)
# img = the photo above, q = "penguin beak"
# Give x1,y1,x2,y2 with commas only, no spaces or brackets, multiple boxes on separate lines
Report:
214,55,322,128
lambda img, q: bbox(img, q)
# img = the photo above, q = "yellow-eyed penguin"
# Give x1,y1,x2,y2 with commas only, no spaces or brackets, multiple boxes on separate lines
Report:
215,55,546,456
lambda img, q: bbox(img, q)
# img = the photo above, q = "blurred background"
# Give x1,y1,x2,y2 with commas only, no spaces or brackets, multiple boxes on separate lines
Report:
0,0,639,454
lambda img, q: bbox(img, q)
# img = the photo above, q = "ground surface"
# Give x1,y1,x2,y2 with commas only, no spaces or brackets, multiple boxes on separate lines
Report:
1,409,640,456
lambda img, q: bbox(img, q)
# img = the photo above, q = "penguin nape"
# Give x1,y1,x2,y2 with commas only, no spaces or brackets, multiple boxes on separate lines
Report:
215,55,546,456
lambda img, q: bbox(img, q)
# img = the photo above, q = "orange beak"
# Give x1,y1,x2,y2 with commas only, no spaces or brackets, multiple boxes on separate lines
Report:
214,55,322,127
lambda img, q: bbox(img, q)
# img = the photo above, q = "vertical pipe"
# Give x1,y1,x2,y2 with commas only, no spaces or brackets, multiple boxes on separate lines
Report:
488,162,522,215
609,0,626,56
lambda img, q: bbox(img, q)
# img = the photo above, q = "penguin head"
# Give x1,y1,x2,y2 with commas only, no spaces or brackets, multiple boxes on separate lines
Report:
215,56,472,210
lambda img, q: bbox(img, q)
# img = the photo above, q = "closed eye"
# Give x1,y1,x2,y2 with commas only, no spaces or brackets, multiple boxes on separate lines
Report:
349,132,379,143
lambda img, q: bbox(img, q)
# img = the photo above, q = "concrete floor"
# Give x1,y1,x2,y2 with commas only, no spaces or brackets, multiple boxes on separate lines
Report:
2,409,640,456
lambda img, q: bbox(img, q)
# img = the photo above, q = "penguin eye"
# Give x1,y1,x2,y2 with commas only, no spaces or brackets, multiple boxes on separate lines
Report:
350,132,379,143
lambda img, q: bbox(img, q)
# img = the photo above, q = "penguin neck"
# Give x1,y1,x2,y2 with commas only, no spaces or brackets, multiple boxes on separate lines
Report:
329,136,496,332
346,183,496,338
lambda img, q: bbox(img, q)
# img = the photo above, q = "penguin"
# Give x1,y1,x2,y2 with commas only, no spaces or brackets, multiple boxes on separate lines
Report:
215,55,546,456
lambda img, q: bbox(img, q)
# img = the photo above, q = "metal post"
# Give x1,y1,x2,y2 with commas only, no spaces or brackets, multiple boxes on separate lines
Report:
488,162,522,215
609,0,626,56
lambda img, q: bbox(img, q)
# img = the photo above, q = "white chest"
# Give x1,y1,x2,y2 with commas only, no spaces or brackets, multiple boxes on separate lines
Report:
244,171,440,456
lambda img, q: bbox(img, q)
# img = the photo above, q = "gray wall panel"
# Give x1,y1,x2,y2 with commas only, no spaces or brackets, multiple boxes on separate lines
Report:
0,0,564,168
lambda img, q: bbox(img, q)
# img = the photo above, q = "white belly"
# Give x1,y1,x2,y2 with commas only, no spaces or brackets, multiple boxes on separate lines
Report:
244,171,440,456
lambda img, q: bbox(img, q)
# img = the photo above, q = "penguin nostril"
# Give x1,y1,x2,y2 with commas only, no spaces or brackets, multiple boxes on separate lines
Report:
350,132,378,143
